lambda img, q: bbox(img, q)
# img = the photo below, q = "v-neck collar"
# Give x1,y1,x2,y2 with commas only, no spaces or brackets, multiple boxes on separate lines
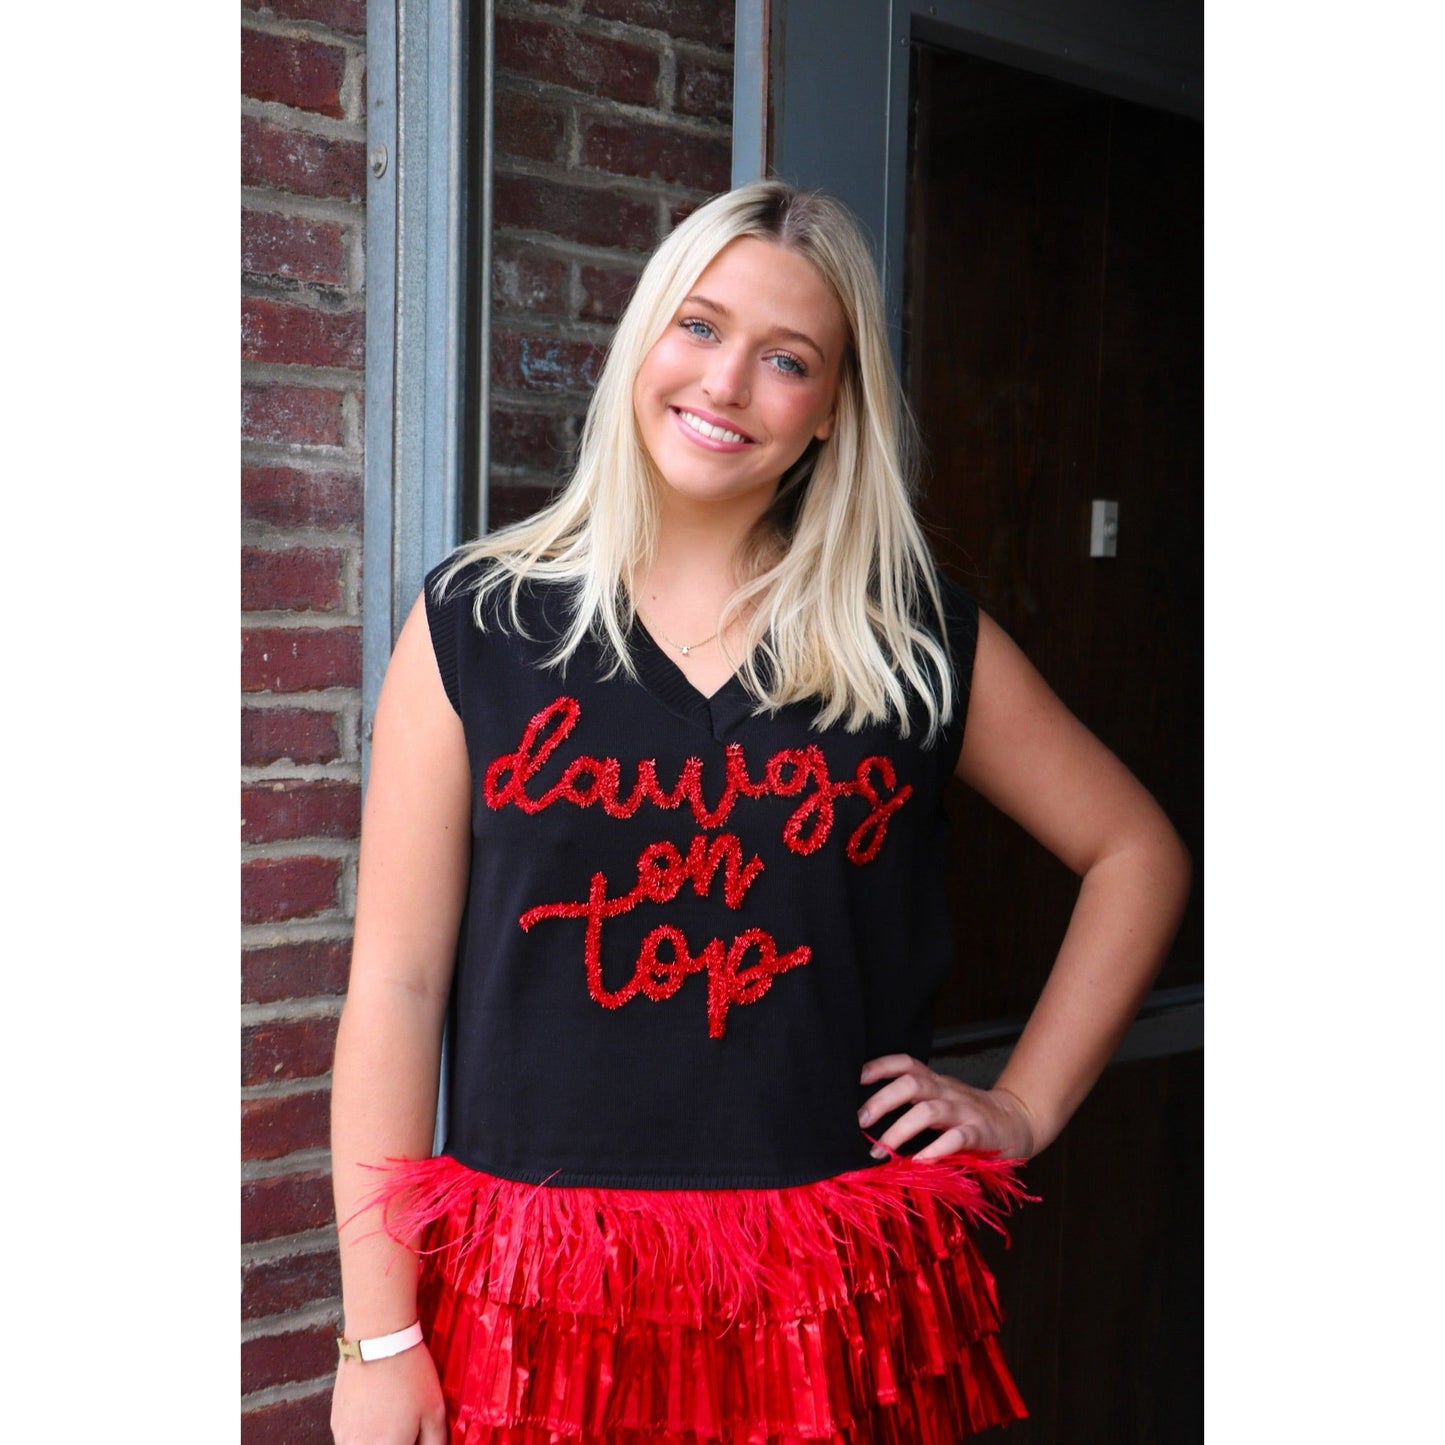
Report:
628,617,759,741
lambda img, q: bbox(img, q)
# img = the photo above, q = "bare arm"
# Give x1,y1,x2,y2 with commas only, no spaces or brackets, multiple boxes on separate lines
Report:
859,610,1192,1159
330,593,471,1444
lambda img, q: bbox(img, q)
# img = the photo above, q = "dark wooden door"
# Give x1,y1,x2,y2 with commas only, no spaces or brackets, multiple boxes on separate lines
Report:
905,43,1203,1441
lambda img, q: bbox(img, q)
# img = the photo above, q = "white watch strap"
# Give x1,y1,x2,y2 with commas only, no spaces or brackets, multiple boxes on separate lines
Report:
352,1321,425,1362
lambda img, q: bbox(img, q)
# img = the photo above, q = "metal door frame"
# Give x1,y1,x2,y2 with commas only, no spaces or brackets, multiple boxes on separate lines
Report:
733,0,1202,372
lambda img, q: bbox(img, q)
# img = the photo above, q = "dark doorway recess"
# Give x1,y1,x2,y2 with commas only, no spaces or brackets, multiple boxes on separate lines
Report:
978,1047,1205,1443
908,44,1203,1021
907,42,1203,1441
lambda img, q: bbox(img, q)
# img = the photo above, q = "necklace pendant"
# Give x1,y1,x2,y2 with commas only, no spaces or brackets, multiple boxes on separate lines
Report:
680,644,692,655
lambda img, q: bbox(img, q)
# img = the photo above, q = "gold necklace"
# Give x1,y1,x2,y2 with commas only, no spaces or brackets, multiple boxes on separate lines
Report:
646,618,719,656
639,605,720,656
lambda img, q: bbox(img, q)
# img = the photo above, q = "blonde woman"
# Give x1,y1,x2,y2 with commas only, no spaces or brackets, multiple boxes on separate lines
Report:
330,181,1190,1444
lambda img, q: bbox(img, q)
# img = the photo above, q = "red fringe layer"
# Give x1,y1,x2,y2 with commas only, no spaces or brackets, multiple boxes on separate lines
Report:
366,1154,1032,1443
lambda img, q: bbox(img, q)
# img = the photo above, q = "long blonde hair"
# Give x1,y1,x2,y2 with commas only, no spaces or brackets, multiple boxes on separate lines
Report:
437,180,954,739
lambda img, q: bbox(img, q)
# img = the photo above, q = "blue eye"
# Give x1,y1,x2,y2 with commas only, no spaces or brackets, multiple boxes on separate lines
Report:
681,318,715,340
770,352,807,377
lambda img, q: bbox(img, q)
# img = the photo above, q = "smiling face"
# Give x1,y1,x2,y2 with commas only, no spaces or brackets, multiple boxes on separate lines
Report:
632,236,848,525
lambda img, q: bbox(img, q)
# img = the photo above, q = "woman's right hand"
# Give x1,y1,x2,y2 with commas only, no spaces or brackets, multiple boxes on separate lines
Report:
330,1343,448,1445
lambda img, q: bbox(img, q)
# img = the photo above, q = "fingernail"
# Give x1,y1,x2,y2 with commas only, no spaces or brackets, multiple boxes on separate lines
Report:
857,1109,870,1125
870,1146,887,1160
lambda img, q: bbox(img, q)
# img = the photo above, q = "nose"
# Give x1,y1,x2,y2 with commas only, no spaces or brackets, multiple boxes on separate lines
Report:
701,346,750,408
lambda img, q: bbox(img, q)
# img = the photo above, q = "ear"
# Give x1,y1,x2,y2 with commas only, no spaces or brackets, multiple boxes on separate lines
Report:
813,413,834,442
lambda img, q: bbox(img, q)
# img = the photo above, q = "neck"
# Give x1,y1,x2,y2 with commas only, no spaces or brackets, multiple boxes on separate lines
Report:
648,486,775,593
635,504,773,656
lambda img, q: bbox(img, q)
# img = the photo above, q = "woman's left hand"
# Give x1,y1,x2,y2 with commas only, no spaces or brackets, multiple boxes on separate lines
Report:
858,1054,1038,1161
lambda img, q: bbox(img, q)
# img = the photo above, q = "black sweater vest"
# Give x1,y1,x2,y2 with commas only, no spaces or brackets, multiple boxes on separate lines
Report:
425,560,979,1188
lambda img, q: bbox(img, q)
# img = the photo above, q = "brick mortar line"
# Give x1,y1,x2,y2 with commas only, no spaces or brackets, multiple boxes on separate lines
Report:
490,387,594,410
346,221,367,300
487,455,580,478
672,38,737,68
658,35,677,112
495,78,732,141
488,310,623,339
242,277,363,312
242,445,362,471
240,688,360,710
241,441,362,469
242,8,367,53
482,395,595,421
242,96,366,143
243,1070,335,1103
490,313,615,345
243,360,365,389
242,913,354,939
243,1071,336,1099
239,439,358,462
492,251,643,289
242,364,363,393
243,1066,334,1091
243,995,345,1027
240,747,359,773
343,546,363,613
246,911,355,936
240,760,359,783
488,407,581,429
489,233,654,272
565,254,585,321
488,225,652,269
495,0,652,40
240,608,360,627
341,389,364,450
504,98,731,145
241,1297,340,1344
241,761,362,784
242,1146,333,1183
488,457,572,475
241,188,367,229
241,272,339,305
490,229,649,274
487,379,597,399
340,46,365,123
240,447,363,470
242,838,357,862
495,163,717,212
240,610,360,628
495,1,731,58
243,1223,338,1266
241,524,363,549
493,165,714,216
240,1373,335,1413
563,85,582,166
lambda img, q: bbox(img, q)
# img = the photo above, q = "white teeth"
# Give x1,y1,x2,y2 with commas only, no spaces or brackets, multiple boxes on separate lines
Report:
677,409,749,445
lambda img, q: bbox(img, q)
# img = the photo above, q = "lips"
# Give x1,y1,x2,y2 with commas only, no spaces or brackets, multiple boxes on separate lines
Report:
672,407,756,445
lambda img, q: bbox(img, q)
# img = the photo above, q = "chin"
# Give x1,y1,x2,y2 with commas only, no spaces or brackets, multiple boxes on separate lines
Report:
653,465,775,512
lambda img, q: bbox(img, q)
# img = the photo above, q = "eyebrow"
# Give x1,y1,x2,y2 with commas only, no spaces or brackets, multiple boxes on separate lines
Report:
681,294,829,363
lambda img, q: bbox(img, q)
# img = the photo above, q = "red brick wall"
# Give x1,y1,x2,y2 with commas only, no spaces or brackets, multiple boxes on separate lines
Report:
241,3,732,1439
242,0,366,1439
489,0,735,524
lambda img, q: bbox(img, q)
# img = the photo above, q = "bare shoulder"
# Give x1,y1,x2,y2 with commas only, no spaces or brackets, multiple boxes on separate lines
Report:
365,591,469,791
350,591,472,997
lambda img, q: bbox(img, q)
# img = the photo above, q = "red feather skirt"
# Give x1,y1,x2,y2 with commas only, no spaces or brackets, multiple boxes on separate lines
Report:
367,1153,1031,1443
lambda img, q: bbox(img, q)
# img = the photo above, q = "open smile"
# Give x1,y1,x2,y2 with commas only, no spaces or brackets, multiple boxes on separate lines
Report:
670,406,757,449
